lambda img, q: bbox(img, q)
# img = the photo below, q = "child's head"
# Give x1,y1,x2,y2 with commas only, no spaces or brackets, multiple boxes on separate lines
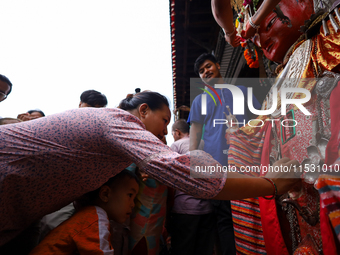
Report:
76,170,139,223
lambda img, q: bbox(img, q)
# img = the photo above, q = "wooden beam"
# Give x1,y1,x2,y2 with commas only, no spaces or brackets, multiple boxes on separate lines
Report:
187,35,212,52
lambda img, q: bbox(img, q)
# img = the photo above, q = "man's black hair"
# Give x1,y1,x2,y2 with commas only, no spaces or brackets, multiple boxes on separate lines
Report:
80,90,108,107
28,109,45,117
0,74,13,95
194,53,218,76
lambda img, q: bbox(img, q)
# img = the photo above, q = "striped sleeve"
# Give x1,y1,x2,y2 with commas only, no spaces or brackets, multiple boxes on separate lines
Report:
316,174,340,242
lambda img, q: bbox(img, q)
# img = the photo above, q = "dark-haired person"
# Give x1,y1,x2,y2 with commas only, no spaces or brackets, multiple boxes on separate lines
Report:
17,109,45,122
0,74,12,103
124,87,170,255
79,89,108,108
0,91,299,252
28,110,45,118
30,170,139,255
190,53,261,255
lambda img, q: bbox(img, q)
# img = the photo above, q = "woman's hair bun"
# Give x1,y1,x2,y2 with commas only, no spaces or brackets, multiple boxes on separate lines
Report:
119,91,169,111
125,94,134,102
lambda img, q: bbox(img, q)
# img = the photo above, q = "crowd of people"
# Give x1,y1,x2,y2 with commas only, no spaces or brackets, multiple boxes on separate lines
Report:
1,0,340,254
0,72,298,255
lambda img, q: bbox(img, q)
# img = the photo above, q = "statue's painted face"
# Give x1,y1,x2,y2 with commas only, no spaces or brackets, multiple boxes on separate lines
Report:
257,0,314,63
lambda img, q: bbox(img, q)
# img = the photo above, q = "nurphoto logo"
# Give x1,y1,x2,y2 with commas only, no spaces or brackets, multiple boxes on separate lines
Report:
201,84,311,116
199,83,311,128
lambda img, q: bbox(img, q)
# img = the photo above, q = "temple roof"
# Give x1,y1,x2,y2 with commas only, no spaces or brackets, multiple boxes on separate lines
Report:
169,0,273,120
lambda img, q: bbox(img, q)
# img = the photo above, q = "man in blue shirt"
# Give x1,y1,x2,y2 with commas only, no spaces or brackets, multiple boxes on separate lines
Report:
189,53,261,255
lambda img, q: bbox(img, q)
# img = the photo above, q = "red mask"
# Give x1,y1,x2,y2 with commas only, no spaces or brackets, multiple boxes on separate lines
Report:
257,0,314,63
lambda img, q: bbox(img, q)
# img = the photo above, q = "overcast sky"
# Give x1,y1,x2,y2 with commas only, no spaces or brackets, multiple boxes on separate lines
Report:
0,0,175,144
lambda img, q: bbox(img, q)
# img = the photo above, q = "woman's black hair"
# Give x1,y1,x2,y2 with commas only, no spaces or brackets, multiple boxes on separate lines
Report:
118,91,169,111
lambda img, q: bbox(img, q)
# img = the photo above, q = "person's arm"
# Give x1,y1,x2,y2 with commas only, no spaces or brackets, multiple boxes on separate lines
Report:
111,111,299,201
211,0,241,47
136,143,300,201
213,157,301,200
242,0,282,39
189,122,203,151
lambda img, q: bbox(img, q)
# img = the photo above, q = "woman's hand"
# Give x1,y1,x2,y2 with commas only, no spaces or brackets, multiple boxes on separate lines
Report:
225,29,242,47
241,21,257,40
213,157,302,200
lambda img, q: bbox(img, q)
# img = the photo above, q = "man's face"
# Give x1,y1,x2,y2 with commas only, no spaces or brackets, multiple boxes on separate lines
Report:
257,0,314,63
0,80,10,102
30,111,44,119
198,60,221,85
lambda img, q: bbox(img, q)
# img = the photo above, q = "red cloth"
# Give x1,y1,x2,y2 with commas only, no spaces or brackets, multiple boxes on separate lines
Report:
259,123,290,255
325,81,340,166
319,81,340,255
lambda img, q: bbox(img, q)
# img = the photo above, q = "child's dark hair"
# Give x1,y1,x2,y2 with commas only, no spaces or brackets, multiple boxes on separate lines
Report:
118,91,169,111
194,53,218,76
75,170,139,208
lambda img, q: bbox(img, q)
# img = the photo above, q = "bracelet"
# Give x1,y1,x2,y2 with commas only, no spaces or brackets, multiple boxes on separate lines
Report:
261,177,278,200
249,17,260,29
223,27,235,36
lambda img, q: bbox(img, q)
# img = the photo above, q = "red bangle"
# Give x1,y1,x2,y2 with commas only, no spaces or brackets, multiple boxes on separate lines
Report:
261,177,278,200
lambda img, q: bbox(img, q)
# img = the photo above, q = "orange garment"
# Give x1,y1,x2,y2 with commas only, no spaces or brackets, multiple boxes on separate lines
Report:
30,206,113,255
